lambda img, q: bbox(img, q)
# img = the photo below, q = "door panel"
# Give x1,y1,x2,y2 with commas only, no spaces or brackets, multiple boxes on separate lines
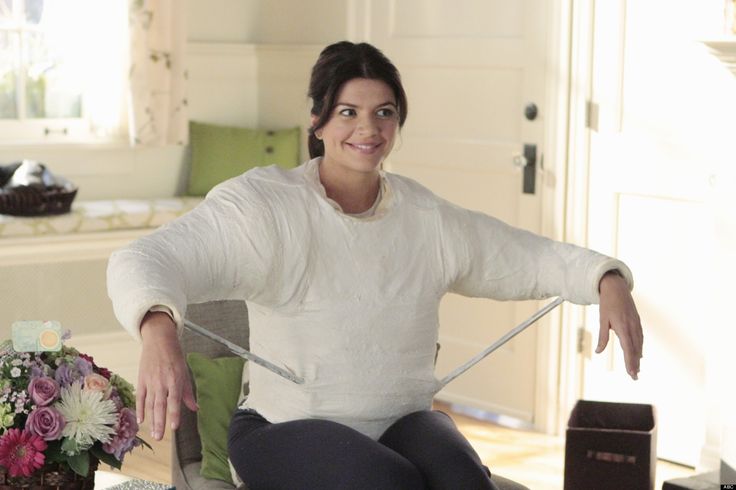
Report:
366,0,548,421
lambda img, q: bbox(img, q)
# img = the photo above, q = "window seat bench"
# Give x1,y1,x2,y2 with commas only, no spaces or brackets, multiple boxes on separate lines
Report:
0,196,203,239
0,196,203,268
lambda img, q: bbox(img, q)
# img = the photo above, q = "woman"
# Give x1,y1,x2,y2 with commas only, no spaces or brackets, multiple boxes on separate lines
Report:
107,41,642,489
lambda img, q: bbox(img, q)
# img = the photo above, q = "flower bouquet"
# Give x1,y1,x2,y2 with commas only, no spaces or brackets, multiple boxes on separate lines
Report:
0,336,149,488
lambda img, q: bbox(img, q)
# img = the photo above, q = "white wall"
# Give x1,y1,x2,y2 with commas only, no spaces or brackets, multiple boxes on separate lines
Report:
186,0,348,44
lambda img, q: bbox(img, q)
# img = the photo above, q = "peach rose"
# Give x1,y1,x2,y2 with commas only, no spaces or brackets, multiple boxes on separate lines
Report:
83,373,110,394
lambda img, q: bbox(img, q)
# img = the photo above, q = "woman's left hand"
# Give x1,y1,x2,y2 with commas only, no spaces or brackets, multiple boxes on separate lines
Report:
597,271,643,380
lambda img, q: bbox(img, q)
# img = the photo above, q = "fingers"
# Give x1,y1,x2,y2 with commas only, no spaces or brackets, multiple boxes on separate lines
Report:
136,383,146,424
146,381,175,440
596,312,643,380
137,357,189,440
595,308,644,380
596,317,610,354
152,390,167,440
182,379,199,413
598,278,644,380
167,385,182,431
626,314,643,379
617,328,640,380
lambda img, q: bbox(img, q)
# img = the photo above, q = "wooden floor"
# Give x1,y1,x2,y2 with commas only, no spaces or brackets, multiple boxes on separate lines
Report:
72,333,696,489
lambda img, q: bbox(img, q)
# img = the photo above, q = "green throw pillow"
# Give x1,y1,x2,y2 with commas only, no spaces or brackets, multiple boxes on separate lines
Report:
187,121,301,196
186,352,246,483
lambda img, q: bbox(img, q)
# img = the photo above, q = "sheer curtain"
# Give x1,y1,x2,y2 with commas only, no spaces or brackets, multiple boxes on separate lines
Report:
127,0,188,146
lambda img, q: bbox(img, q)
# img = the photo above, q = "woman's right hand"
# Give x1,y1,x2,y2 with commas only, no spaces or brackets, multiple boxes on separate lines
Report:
137,311,198,441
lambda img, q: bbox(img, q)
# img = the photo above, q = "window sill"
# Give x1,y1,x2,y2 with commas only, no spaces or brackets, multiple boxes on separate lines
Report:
0,138,131,151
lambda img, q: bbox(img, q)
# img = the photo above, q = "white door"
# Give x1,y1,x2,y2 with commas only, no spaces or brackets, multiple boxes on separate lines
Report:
360,0,552,423
580,0,728,466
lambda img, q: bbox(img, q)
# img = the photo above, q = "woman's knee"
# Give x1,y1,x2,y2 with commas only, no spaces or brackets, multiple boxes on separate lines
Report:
380,410,496,489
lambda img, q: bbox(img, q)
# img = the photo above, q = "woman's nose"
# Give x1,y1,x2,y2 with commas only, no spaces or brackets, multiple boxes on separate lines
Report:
356,115,379,135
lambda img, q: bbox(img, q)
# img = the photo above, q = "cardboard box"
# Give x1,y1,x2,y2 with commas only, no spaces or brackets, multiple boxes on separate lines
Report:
564,400,657,490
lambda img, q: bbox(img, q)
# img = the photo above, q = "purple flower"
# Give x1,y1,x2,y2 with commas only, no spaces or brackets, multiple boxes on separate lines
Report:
102,408,139,461
28,377,60,407
25,406,65,441
108,390,124,411
54,363,74,387
74,357,93,377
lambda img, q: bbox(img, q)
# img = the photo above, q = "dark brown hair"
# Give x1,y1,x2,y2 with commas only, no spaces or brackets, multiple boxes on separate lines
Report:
307,41,408,158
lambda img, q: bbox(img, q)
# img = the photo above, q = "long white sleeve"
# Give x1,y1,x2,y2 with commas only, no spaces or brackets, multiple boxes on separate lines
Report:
437,200,633,305
106,177,279,340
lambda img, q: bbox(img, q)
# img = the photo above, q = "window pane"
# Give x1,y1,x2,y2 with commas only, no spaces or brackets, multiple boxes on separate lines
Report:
24,31,81,119
0,0,14,28
0,31,18,119
24,0,44,25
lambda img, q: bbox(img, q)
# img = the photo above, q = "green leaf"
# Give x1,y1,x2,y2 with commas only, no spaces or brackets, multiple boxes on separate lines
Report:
90,444,122,470
61,437,80,456
67,451,90,477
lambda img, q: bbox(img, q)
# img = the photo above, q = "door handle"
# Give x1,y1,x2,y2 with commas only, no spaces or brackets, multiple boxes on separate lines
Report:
512,144,537,194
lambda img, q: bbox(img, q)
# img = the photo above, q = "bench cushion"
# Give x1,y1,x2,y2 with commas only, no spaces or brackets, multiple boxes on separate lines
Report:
0,197,202,238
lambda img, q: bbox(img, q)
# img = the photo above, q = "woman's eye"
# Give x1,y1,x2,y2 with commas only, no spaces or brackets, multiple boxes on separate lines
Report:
377,108,395,118
338,108,356,117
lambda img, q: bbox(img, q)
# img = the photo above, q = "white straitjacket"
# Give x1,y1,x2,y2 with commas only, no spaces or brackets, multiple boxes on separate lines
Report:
107,157,633,440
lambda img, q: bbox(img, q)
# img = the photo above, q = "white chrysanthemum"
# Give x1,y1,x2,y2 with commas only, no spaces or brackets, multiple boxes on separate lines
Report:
56,381,117,449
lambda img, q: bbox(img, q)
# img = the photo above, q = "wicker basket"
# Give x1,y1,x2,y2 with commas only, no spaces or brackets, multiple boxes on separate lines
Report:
0,458,98,489
0,185,77,217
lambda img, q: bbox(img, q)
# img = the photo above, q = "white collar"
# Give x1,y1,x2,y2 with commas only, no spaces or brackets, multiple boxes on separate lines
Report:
303,157,394,220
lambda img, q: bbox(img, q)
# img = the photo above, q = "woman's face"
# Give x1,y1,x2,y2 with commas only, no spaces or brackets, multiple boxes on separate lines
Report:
315,78,399,176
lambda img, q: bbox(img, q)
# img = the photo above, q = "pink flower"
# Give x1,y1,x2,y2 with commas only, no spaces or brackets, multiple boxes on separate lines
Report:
28,377,60,407
0,429,47,477
83,373,109,394
102,408,139,461
25,406,65,441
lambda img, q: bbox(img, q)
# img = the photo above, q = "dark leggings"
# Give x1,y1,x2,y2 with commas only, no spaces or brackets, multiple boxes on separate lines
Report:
228,408,498,490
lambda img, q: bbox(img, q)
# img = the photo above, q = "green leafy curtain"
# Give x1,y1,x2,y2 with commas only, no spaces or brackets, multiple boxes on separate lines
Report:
128,0,188,146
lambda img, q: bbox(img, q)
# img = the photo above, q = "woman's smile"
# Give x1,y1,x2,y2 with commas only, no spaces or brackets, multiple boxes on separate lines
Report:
346,141,383,154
